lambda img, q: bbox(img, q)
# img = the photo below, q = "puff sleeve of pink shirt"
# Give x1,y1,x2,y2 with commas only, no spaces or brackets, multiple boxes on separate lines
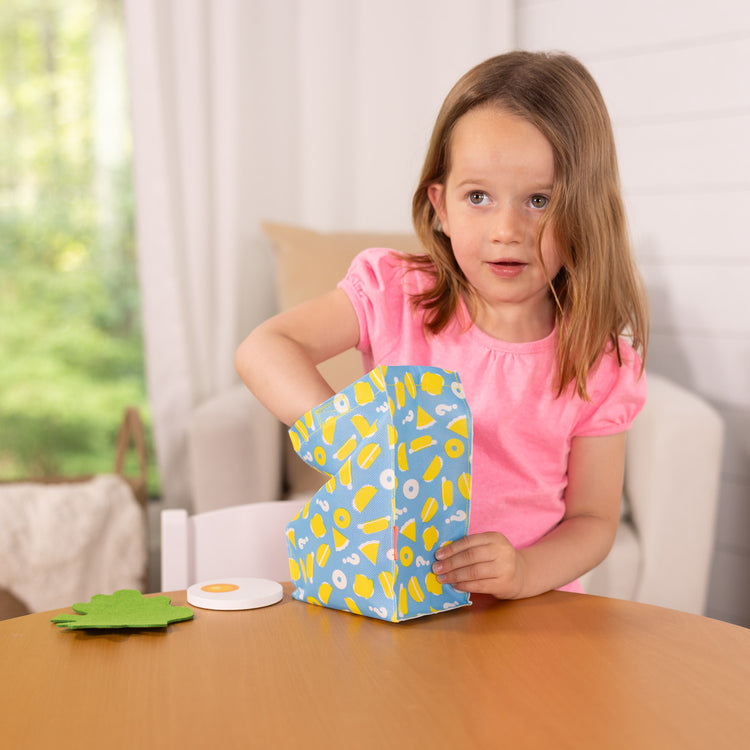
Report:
339,248,646,590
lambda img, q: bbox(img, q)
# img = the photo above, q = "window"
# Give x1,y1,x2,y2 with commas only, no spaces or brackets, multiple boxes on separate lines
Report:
0,0,154,491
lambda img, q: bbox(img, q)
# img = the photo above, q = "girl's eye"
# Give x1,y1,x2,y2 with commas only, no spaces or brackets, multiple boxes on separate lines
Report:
530,194,549,209
468,191,488,206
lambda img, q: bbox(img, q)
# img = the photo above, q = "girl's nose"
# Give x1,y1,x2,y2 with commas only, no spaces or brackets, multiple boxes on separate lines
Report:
490,204,524,245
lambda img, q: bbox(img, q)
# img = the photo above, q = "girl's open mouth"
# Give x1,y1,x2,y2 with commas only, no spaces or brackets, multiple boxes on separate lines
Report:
488,260,527,277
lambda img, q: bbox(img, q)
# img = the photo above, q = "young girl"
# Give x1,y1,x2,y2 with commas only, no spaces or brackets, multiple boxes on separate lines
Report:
235,50,649,600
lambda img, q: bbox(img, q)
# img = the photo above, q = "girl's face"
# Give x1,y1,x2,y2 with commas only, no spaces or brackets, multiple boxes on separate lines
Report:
429,106,562,342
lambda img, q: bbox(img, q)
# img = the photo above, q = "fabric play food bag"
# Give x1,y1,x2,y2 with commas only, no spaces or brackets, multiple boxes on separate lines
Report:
285,365,472,622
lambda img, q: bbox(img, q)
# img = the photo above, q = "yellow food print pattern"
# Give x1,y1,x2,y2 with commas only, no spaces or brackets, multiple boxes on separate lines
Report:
285,365,472,622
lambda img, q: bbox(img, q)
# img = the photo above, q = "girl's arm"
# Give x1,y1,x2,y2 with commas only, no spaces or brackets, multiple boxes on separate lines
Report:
432,432,626,599
234,289,360,426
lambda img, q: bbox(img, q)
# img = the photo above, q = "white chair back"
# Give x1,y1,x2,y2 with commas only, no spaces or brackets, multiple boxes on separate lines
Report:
161,498,308,591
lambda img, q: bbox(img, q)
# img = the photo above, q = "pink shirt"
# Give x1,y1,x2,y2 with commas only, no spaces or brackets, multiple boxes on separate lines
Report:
339,248,646,589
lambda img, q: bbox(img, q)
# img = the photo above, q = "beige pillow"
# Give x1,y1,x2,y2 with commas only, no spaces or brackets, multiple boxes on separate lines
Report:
261,222,423,495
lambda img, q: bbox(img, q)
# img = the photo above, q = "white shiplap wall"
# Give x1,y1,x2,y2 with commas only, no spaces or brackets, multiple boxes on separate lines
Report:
517,0,750,626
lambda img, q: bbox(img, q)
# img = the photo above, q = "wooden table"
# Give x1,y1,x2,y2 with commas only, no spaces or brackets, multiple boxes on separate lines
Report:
2,584,748,749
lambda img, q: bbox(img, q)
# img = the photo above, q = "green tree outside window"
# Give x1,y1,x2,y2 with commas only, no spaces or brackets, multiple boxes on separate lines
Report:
0,0,156,494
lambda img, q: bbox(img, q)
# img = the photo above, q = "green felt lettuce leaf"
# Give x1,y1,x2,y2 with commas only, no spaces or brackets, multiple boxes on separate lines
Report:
51,589,194,630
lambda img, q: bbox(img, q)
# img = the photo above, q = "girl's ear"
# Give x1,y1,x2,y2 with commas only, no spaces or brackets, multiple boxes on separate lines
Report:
427,183,450,237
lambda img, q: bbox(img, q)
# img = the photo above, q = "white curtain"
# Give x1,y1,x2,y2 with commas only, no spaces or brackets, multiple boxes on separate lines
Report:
124,0,515,508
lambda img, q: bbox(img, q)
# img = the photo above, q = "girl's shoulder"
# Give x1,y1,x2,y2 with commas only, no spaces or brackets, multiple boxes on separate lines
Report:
338,246,435,358
574,338,647,436
343,246,434,296
591,337,645,396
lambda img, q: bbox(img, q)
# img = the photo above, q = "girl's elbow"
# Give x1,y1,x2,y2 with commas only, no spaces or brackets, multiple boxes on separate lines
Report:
234,328,262,381
233,342,247,378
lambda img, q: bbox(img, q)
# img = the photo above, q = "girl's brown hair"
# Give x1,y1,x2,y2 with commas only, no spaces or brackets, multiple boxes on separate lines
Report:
410,50,648,399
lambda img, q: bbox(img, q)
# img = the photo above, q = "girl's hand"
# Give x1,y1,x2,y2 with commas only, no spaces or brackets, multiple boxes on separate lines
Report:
432,532,526,599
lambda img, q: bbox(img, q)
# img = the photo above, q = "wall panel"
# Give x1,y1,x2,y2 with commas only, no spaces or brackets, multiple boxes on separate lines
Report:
639,264,750,336
627,191,748,263
615,116,750,191
588,37,750,121
519,0,750,56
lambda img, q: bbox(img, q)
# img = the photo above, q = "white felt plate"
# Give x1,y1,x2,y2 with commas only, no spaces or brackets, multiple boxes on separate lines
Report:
187,577,283,611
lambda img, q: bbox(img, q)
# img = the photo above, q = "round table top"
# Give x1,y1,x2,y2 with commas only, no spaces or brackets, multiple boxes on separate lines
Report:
2,585,749,749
